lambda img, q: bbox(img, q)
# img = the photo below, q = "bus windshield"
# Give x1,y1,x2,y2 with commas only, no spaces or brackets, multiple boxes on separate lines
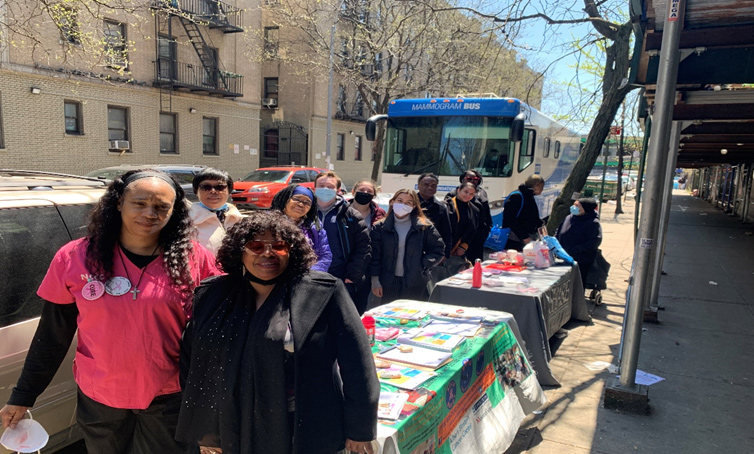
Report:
383,116,514,178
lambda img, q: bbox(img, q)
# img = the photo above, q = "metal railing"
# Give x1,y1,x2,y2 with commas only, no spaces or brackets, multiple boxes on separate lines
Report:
155,0,243,30
156,59,243,97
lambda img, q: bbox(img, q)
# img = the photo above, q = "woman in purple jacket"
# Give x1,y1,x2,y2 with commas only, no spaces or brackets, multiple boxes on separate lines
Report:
271,185,332,272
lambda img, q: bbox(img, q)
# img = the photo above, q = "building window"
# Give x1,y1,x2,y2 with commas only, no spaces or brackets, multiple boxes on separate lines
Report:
337,85,347,115
64,101,83,135
56,7,80,45
203,117,218,155
354,91,364,117
354,135,362,161
336,133,345,161
264,26,279,59
264,78,279,100
158,35,177,80
160,112,177,154
371,144,376,162
104,20,127,69
107,106,129,148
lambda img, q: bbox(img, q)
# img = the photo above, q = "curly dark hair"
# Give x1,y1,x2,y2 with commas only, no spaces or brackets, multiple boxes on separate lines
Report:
270,184,320,229
85,169,196,293
216,211,316,278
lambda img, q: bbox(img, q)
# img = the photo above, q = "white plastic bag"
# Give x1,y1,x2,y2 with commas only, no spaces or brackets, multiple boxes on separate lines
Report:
533,241,551,269
0,410,48,453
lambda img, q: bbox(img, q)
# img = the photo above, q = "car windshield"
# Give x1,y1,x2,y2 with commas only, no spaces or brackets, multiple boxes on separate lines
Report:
240,170,290,183
86,169,127,180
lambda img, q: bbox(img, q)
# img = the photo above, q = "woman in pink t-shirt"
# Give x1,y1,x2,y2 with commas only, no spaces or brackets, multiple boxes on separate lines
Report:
0,169,220,454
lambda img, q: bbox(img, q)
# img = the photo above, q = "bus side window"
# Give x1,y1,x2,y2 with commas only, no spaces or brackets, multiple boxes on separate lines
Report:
554,141,561,159
543,137,550,158
518,129,536,173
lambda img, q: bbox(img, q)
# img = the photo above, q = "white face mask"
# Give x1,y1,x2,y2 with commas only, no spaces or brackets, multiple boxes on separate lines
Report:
392,203,413,217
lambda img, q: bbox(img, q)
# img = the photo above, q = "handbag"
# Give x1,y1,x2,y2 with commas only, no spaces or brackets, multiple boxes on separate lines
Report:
484,225,511,251
484,190,524,251
425,256,472,294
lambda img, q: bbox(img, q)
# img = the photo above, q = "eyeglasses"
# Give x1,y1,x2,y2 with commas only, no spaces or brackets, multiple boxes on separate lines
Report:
199,183,228,192
244,240,291,255
464,176,481,182
289,196,312,207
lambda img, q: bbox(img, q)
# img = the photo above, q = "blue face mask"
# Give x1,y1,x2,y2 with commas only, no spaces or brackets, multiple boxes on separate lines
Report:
315,187,337,203
570,205,581,216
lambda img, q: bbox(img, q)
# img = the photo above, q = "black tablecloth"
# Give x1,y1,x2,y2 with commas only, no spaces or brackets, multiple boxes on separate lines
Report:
429,263,590,386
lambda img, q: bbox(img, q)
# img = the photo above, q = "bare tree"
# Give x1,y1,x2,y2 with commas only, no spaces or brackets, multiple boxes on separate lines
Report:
265,0,544,180
411,0,640,229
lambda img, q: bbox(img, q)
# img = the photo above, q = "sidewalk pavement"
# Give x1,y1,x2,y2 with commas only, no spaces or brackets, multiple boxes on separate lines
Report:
507,190,754,453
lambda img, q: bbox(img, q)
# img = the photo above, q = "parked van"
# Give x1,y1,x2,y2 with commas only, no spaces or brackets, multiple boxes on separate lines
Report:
0,170,106,453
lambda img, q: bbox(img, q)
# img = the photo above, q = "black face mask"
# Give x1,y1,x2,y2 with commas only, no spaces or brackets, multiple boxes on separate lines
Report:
354,192,374,205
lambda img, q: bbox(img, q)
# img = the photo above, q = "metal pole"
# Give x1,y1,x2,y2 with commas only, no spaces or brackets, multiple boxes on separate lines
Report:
599,140,609,213
619,0,684,388
325,23,335,167
647,121,681,309
634,117,651,239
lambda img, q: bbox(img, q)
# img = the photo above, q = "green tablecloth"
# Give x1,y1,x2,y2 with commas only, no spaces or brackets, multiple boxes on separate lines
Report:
372,300,546,454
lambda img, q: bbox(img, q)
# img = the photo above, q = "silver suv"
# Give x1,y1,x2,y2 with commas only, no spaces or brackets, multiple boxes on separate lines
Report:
0,170,106,453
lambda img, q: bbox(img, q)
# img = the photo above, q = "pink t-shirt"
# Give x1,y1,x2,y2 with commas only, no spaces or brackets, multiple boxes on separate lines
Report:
37,238,221,409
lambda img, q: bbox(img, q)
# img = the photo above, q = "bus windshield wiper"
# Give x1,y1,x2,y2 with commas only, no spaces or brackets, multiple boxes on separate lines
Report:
404,161,438,177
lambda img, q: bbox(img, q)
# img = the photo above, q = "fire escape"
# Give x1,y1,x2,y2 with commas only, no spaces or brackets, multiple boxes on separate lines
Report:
152,0,244,112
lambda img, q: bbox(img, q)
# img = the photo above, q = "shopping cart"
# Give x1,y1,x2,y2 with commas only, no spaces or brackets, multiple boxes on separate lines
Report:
585,249,610,305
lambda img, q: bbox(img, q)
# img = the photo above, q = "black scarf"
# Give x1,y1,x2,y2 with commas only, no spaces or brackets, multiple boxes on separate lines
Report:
177,276,292,454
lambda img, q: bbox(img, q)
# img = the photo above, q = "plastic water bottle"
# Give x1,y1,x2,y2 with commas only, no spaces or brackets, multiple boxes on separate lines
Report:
472,259,483,288
362,314,375,346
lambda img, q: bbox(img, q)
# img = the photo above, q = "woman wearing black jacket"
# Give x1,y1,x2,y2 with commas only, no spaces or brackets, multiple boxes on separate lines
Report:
555,198,602,288
503,175,545,251
445,170,492,261
446,182,480,258
370,189,445,303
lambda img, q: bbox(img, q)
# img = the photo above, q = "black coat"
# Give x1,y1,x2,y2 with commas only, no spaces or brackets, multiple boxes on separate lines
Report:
327,201,372,286
502,184,543,248
555,211,602,262
179,273,379,454
370,214,445,288
446,186,492,261
446,196,480,254
419,195,453,257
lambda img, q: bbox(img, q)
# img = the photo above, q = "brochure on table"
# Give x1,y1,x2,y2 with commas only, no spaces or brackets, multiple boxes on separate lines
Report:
370,300,546,454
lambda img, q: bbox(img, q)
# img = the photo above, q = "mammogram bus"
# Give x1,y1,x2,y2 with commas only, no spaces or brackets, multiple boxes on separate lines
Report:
366,96,583,225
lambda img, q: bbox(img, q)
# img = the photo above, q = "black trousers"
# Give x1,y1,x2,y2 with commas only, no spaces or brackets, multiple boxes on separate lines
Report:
381,275,428,304
76,389,186,454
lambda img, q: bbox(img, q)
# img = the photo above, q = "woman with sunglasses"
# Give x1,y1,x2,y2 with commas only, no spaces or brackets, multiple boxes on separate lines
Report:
190,168,244,255
0,169,220,453
270,184,332,272
445,170,492,262
177,211,378,454
370,189,445,303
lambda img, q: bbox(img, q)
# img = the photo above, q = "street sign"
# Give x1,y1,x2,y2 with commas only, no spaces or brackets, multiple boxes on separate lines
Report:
610,125,622,136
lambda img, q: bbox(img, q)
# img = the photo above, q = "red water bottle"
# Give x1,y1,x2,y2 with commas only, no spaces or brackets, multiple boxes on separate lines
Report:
472,259,483,288
362,314,376,346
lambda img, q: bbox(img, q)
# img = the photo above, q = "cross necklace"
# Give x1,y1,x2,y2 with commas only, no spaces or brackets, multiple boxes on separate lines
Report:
117,244,160,300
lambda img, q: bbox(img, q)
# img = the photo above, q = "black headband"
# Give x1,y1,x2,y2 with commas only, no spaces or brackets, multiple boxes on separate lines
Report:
122,171,178,190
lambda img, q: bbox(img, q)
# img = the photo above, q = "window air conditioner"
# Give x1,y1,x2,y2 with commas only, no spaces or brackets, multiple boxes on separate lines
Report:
110,140,130,150
262,98,278,107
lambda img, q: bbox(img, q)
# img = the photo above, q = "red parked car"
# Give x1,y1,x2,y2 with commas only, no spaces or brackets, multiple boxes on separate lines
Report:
231,166,327,209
